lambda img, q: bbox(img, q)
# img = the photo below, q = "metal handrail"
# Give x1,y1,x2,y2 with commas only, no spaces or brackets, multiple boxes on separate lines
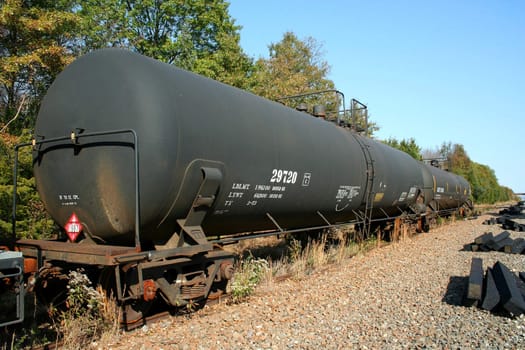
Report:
276,89,346,124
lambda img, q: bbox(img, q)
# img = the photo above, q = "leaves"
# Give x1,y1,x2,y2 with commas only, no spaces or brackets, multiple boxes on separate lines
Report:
230,255,268,303
383,137,422,160
79,0,254,88
441,143,514,204
253,32,339,115
0,132,55,240
0,0,81,132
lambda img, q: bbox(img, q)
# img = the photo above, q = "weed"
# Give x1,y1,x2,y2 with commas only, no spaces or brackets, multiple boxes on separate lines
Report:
287,237,302,263
230,255,269,303
51,269,120,349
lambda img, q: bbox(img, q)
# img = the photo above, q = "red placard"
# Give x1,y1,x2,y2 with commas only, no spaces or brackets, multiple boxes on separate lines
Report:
64,213,83,242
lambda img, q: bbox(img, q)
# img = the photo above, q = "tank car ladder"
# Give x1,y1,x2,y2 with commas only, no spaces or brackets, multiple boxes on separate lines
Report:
352,135,375,237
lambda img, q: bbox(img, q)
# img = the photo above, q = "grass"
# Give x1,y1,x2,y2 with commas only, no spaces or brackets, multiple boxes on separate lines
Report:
1,269,120,350
52,270,120,349
230,212,477,302
4,221,439,347
230,226,379,302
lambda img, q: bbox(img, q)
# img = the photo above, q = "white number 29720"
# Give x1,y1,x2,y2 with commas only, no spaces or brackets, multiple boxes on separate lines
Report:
270,169,298,184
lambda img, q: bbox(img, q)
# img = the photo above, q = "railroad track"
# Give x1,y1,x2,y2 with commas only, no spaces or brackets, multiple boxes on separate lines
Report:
28,292,232,349
10,214,478,349
123,292,232,331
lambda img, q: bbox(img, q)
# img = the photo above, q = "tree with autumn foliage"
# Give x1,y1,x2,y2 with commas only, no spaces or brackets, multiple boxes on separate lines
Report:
253,32,379,135
0,0,81,239
252,32,341,117
0,0,82,133
439,142,515,204
254,32,334,99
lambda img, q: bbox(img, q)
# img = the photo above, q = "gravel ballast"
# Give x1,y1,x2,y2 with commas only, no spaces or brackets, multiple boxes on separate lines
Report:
107,214,525,349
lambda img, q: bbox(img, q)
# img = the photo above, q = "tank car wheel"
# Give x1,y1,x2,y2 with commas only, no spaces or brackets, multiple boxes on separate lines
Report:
97,266,119,299
98,267,154,325
121,301,154,324
34,264,70,310
207,260,234,302
207,279,228,301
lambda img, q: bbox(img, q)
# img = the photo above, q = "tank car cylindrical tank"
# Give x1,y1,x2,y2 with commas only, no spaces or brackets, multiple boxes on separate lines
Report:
33,49,433,246
424,164,472,211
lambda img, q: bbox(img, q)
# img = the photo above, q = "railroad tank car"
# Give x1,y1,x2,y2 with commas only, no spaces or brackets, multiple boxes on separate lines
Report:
33,48,436,246
2,49,474,327
424,164,472,211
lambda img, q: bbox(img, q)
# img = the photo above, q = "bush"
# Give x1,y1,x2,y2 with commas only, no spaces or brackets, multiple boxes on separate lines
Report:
230,255,269,303
51,269,120,349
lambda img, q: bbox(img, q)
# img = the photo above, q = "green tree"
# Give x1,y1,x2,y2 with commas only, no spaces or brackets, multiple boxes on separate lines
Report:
447,144,471,178
382,137,422,160
468,163,502,204
440,142,514,204
0,0,81,133
77,0,129,50
78,0,255,89
0,132,55,240
255,32,334,98
253,32,379,136
253,32,339,115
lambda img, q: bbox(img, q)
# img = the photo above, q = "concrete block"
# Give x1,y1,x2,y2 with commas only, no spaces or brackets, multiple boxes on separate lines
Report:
474,232,493,245
491,237,514,252
508,238,525,254
467,258,484,302
492,261,525,316
481,268,500,311
487,231,510,250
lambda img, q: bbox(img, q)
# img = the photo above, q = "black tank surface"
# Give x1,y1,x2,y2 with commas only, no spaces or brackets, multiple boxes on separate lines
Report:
355,134,432,216
34,49,434,246
425,164,471,210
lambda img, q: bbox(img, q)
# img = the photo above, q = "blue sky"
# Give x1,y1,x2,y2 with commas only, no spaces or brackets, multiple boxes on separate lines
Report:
228,0,525,193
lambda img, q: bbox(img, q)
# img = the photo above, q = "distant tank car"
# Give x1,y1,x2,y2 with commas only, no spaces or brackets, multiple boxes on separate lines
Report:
424,164,471,212
3,49,472,326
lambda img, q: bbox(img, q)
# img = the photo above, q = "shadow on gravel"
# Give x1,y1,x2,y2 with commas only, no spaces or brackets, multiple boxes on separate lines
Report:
236,238,290,261
442,276,469,306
